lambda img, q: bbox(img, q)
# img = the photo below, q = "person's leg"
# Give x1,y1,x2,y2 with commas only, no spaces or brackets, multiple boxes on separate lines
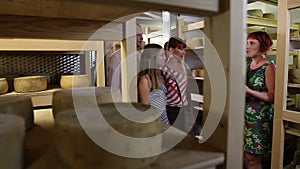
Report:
166,106,179,125
244,152,262,169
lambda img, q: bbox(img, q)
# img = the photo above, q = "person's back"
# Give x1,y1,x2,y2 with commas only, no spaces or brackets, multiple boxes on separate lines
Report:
106,24,144,92
138,44,169,124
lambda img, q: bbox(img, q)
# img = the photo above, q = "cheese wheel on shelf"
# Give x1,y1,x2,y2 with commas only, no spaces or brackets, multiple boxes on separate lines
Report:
14,76,47,93
0,114,25,169
0,78,8,94
54,103,162,169
0,95,34,130
60,75,89,89
52,87,121,117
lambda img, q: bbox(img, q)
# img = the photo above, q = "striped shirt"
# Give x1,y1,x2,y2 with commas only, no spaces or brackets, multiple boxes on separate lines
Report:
149,86,169,124
161,66,188,107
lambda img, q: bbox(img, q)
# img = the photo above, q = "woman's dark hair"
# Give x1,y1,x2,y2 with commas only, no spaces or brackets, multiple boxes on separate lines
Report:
247,31,273,54
138,43,163,90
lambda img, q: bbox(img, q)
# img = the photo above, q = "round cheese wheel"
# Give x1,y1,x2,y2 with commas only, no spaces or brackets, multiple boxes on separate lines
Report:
289,69,300,83
14,76,47,93
60,75,89,89
0,114,25,169
54,103,162,169
52,87,121,117
247,9,263,18
0,95,34,130
0,78,8,94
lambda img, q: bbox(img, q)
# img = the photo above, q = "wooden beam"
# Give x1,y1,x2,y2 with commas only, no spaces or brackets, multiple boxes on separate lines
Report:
271,0,289,168
0,38,98,51
282,110,300,123
288,0,300,9
247,16,299,30
0,15,125,40
182,21,205,32
131,0,219,12
0,0,142,22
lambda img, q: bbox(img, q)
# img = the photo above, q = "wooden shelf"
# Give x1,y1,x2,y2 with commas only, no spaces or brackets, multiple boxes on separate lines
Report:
286,127,300,137
2,88,61,107
247,15,299,31
191,93,203,103
248,0,278,6
194,76,204,80
288,83,300,88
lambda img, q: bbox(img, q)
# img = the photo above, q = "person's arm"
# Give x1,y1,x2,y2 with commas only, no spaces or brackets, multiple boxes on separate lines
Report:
138,76,151,105
109,51,121,90
246,63,276,103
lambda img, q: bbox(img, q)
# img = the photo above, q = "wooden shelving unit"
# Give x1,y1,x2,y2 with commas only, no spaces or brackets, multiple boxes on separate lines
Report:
272,0,300,168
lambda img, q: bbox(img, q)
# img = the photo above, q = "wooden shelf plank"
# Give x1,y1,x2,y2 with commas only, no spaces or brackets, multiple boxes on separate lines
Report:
286,127,300,137
288,83,300,88
247,16,299,30
0,39,99,51
191,93,203,103
288,0,300,9
282,109,300,123
182,21,205,32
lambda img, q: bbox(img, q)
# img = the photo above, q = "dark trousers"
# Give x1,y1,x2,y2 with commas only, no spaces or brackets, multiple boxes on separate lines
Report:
166,105,199,136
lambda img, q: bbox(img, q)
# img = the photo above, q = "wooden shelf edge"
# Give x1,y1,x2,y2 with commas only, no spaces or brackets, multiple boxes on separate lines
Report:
286,127,300,137
282,109,300,123
247,16,299,30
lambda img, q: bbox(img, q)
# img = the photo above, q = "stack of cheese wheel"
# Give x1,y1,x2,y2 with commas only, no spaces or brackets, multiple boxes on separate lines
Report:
0,95,34,130
52,87,121,117
0,78,8,94
14,75,47,92
54,103,162,169
0,114,25,169
60,74,89,89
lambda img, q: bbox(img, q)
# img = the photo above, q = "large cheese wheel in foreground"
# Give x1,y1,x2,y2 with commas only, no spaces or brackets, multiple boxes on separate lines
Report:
54,103,163,169
52,87,121,117
60,75,89,89
0,114,25,169
0,95,34,130
0,78,8,94
14,75,47,92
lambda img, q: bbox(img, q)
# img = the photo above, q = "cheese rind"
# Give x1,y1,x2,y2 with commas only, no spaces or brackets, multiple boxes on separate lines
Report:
0,114,25,169
0,78,8,94
60,75,89,89
14,76,47,92
0,95,34,130
52,87,121,117
54,103,162,169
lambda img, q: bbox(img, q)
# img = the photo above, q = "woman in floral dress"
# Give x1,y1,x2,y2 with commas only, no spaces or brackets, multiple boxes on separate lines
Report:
244,31,276,169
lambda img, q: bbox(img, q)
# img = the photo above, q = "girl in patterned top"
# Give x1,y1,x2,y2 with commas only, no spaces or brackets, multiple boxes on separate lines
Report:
138,44,169,124
244,31,275,169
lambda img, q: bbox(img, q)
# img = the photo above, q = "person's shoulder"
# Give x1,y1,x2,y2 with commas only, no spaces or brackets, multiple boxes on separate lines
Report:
110,49,121,57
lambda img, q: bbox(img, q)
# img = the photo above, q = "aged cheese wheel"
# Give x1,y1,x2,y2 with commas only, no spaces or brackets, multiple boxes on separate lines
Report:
263,13,275,19
0,78,8,94
14,76,47,92
192,69,204,77
247,9,263,18
0,114,25,169
0,95,34,130
289,69,300,83
52,87,121,117
60,75,89,89
54,103,162,169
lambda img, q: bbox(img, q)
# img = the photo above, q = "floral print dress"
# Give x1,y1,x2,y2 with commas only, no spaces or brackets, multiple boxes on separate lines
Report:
244,61,274,154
